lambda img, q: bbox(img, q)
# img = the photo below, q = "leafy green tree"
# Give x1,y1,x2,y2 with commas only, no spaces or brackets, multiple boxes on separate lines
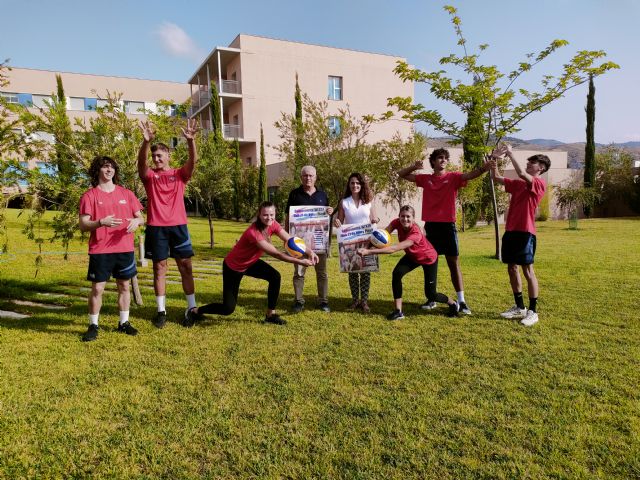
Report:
232,139,241,219
275,93,378,208
374,131,423,211
594,146,638,215
385,5,619,258
190,131,232,247
584,75,596,216
240,163,259,220
554,183,599,227
258,123,268,202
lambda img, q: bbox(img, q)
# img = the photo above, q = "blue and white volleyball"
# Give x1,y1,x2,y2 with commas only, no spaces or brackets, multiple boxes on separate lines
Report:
370,229,391,248
285,237,306,258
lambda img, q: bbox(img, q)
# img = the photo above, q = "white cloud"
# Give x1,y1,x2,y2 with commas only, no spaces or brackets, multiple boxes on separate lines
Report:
155,22,204,63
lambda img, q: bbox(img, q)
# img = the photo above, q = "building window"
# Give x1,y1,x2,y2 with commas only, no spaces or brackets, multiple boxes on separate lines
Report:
18,162,29,186
1,92,19,104
68,97,85,111
17,93,33,106
328,76,343,100
124,100,145,114
35,162,57,176
32,95,52,108
96,99,110,109
328,116,341,137
84,98,98,111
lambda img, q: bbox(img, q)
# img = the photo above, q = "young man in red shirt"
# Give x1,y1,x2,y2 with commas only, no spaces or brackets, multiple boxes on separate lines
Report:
398,148,491,315
138,119,201,328
79,156,144,341
490,144,550,327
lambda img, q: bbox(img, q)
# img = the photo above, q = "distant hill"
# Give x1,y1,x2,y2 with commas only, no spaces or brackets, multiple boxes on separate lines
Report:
523,138,566,147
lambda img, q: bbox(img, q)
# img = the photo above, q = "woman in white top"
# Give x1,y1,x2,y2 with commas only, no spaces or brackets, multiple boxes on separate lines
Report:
334,172,379,312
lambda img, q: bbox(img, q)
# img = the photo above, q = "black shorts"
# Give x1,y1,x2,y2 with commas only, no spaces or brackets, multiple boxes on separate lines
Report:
145,225,194,261
87,252,137,283
501,231,536,265
424,222,459,257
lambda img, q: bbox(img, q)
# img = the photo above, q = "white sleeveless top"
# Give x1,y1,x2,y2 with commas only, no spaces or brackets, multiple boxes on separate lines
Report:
342,196,372,225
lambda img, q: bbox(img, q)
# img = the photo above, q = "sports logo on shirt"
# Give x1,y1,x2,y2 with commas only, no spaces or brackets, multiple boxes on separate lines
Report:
119,199,127,204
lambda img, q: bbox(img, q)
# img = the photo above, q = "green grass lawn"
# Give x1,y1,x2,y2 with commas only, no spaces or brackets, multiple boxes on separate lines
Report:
0,209,638,479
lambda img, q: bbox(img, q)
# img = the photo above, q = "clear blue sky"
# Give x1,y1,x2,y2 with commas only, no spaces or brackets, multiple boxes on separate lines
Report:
2,0,637,144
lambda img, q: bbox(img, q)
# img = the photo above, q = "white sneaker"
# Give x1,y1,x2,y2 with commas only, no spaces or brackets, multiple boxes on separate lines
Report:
421,301,437,310
500,305,527,319
520,310,539,326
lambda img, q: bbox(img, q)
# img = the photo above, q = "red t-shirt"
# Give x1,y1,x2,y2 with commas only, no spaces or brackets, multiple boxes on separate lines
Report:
79,185,143,254
143,167,189,226
389,219,437,265
415,171,467,222
504,176,546,234
225,221,283,272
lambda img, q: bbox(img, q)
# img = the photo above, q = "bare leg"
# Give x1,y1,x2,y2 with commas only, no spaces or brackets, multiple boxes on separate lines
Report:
445,255,464,292
521,264,539,299
116,279,131,312
507,264,522,293
175,257,195,295
88,282,106,315
153,259,168,296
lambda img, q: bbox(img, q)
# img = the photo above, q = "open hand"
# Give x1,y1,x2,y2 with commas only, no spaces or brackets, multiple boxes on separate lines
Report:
139,120,156,142
181,118,200,140
101,214,122,228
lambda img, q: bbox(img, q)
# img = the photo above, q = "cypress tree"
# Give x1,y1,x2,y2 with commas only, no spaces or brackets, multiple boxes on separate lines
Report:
258,123,268,201
210,81,223,141
233,139,241,219
584,74,596,216
293,73,306,170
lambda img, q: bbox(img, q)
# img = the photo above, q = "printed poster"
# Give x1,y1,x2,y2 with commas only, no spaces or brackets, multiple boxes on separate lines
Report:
288,206,331,254
337,222,379,273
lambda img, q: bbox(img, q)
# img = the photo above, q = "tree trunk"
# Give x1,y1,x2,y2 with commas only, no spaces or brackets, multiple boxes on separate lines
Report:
488,174,501,260
208,212,214,248
131,275,143,306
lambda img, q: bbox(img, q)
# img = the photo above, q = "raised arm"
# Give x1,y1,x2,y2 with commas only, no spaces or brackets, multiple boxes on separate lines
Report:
181,118,199,179
397,159,424,183
137,120,155,179
494,143,533,185
460,158,491,181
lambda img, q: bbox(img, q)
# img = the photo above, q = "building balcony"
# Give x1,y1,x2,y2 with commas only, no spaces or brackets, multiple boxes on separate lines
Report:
224,124,242,139
221,80,241,94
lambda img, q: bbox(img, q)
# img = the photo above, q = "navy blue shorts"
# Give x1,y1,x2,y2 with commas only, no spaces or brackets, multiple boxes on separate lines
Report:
501,231,536,265
87,252,137,283
424,222,459,257
145,225,194,261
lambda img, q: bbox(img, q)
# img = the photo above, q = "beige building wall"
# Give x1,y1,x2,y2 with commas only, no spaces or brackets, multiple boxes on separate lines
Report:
188,34,413,184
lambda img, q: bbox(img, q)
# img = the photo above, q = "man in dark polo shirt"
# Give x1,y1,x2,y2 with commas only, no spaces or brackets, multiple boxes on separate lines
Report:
285,165,334,312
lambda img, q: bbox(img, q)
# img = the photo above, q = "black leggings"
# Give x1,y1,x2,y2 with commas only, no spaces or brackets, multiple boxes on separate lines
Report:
197,259,281,315
392,255,449,304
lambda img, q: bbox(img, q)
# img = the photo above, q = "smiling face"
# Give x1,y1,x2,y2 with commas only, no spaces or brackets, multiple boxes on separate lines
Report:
99,162,116,183
259,206,276,227
151,145,171,171
300,167,317,189
526,158,544,176
398,209,415,230
431,154,449,173
348,176,362,195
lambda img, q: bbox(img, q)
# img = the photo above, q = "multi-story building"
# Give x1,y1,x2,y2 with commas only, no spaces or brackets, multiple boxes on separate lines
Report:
186,34,414,184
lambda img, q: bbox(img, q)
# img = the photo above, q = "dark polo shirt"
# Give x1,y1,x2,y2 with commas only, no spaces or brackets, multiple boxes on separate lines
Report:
285,185,329,213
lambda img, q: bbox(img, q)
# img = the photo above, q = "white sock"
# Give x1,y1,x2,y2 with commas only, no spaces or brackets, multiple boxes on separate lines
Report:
156,295,166,312
119,311,130,325
457,291,465,304
88,313,99,326
186,293,196,310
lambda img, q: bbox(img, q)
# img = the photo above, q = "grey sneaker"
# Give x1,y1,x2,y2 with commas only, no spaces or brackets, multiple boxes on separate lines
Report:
458,302,472,315
521,310,539,327
292,301,304,313
82,324,99,342
319,303,331,313
420,301,437,310
386,309,404,321
501,305,527,319
117,321,138,336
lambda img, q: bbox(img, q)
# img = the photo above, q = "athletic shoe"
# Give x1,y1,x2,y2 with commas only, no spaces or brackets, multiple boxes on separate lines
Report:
420,301,437,310
447,302,459,318
186,307,205,322
319,303,331,313
292,301,304,313
521,310,539,327
182,307,199,328
360,301,371,313
458,302,472,315
82,324,99,342
347,300,360,311
117,321,138,336
500,305,527,319
386,309,404,321
153,311,167,329
264,314,287,325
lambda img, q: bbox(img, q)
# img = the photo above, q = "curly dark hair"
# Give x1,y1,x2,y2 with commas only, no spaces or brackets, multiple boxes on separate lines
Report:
343,172,373,204
89,156,120,187
428,148,450,168
527,154,551,173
